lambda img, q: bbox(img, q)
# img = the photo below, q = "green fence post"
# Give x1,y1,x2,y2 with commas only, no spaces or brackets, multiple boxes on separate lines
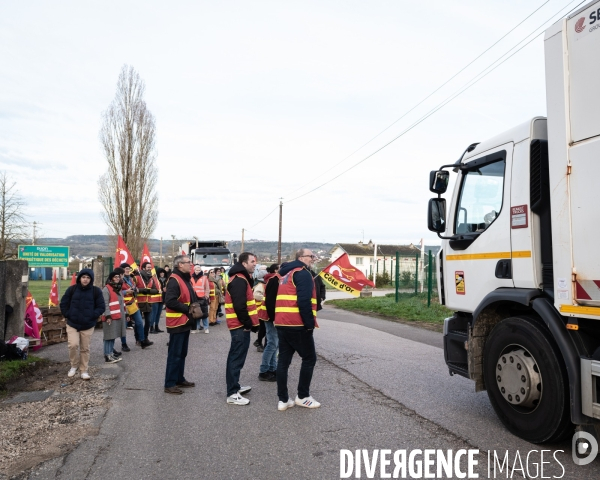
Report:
414,253,419,294
395,251,399,303
428,250,433,307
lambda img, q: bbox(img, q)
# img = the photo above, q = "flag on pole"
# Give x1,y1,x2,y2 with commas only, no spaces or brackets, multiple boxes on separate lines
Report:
114,235,139,270
24,291,44,350
141,243,157,277
48,270,59,307
319,253,375,297
70,272,77,285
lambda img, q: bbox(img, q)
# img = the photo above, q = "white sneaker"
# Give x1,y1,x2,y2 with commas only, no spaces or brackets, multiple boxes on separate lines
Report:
238,385,252,394
227,393,250,405
67,367,77,377
295,395,320,408
81,372,91,381
204,328,209,334
278,399,295,411
190,329,198,334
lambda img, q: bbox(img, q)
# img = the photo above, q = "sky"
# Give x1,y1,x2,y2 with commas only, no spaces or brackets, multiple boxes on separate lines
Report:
0,0,583,246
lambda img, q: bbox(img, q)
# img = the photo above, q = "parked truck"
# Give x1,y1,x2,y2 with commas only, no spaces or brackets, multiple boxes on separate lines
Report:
181,240,235,272
427,1,600,444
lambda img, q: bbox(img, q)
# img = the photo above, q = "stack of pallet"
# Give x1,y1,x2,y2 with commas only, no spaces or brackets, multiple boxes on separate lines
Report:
40,307,67,346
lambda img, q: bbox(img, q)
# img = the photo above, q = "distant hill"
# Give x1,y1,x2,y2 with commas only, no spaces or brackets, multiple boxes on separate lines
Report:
34,235,334,262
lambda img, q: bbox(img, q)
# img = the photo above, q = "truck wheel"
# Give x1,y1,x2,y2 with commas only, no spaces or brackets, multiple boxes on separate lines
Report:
483,316,572,443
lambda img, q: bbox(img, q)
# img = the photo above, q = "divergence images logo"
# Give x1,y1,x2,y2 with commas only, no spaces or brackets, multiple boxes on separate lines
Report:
575,17,586,33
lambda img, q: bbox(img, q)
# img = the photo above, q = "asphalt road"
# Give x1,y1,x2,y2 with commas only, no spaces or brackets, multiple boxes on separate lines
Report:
30,307,599,479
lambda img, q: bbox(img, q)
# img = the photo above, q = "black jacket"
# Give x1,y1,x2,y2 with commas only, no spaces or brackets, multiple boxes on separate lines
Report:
278,260,315,329
264,273,279,322
59,268,105,331
164,268,197,333
312,271,326,311
227,262,255,330
139,270,159,296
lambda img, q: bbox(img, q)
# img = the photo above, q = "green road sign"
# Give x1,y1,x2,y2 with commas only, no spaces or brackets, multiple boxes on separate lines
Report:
18,245,70,267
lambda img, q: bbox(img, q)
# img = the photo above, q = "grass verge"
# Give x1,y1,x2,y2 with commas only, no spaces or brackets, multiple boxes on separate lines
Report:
327,292,453,326
27,280,53,307
0,356,47,391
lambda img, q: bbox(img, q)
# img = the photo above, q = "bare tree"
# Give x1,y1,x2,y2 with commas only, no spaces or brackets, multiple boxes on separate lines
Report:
0,172,28,259
98,65,158,259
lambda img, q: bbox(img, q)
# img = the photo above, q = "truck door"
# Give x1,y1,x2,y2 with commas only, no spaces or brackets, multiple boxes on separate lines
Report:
444,143,514,312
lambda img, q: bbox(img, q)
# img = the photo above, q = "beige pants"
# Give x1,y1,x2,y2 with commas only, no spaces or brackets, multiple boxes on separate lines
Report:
66,325,94,372
209,298,218,324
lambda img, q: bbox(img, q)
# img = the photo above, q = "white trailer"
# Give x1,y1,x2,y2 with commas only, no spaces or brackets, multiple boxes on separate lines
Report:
427,1,600,443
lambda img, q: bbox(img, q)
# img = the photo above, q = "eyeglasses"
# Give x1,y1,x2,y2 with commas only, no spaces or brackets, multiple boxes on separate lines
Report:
180,261,191,264
301,255,317,260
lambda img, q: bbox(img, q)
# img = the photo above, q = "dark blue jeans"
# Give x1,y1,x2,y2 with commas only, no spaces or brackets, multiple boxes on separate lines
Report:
151,302,163,327
225,328,250,396
276,328,317,402
164,330,190,388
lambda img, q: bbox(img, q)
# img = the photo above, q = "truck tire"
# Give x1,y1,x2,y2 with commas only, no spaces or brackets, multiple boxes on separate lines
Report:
483,315,572,443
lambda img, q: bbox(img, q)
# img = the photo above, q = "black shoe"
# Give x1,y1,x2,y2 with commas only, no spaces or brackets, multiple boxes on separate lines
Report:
155,327,164,333
121,344,130,352
112,350,122,357
257,345,264,352
253,340,260,347
141,339,154,348
149,326,155,334
258,372,276,382
268,370,277,379
218,312,224,317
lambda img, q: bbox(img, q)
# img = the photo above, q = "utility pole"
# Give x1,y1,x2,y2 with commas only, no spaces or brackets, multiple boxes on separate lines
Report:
171,235,176,261
32,221,37,245
241,228,245,253
277,199,283,264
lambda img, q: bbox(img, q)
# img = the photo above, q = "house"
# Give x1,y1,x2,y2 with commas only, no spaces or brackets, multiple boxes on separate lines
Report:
329,240,423,278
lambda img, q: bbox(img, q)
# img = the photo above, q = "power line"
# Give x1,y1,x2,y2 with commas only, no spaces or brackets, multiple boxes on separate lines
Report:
285,0,584,205
247,205,279,230
285,0,551,197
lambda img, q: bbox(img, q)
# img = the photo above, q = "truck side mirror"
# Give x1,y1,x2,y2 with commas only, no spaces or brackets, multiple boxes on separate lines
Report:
428,198,447,233
429,170,450,194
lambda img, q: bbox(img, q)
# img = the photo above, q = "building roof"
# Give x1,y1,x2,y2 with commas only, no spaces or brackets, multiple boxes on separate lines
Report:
332,242,420,256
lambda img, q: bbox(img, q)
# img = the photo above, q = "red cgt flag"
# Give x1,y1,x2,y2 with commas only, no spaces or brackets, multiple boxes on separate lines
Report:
141,243,157,277
319,253,375,297
70,273,76,286
114,235,139,271
48,270,59,307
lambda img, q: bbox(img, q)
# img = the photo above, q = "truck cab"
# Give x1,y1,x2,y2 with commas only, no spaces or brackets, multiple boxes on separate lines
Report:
427,1,600,444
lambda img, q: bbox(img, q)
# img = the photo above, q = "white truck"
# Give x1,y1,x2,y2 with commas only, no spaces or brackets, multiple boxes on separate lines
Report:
181,240,235,272
427,1,600,444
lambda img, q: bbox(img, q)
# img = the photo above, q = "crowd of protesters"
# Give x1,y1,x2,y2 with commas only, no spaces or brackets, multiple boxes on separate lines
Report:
59,248,325,411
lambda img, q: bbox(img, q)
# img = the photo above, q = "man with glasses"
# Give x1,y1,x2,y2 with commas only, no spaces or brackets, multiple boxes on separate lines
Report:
274,248,321,411
164,255,197,395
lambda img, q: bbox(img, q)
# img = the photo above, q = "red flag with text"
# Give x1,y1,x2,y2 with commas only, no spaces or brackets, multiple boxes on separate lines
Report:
114,236,138,270
70,273,77,286
48,270,59,307
24,291,44,350
319,253,374,297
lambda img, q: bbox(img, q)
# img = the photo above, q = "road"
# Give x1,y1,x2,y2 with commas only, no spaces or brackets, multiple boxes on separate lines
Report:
30,306,599,479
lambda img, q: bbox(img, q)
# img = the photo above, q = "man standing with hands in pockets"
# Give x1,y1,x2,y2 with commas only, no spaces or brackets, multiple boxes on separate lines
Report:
224,252,259,405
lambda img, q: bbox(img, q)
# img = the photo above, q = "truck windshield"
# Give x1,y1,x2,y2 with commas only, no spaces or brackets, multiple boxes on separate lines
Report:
196,254,231,266
455,159,505,234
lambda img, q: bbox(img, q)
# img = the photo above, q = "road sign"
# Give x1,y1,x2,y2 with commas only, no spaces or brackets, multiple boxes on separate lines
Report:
18,245,70,267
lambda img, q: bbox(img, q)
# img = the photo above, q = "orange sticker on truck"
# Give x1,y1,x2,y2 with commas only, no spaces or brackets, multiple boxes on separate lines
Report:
455,271,465,295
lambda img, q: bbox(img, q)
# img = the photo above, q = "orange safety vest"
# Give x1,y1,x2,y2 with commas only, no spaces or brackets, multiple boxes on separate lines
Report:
209,280,215,302
103,285,122,321
191,275,208,298
137,275,161,304
165,275,191,328
258,275,279,321
225,273,259,330
274,267,318,328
